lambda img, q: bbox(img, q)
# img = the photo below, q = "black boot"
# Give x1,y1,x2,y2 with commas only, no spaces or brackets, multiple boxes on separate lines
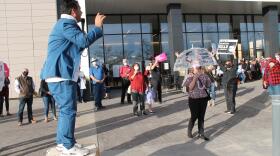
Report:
198,134,209,141
142,110,148,115
188,119,194,138
133,102,138,116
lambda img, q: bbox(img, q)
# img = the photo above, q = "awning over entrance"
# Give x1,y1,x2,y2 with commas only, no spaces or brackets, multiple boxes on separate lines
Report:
86,0,280,14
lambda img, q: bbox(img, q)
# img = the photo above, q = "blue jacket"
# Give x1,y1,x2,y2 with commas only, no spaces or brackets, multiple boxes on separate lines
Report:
41,18,102,81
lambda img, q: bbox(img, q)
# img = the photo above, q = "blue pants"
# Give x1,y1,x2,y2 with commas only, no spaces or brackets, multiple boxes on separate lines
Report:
17,97,33,123
208,82,216,100
42,95,56,118
92,83,103,108
268,84,280,96
48,81,77,149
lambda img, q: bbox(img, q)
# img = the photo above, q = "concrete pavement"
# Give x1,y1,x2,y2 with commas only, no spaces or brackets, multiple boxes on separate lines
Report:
0,80,272,156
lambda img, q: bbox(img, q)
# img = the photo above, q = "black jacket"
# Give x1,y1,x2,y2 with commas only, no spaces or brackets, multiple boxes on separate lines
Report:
39,80,50,97
217,59,238,86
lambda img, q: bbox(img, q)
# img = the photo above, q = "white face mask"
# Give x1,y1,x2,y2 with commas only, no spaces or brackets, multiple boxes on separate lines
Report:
276,56,280,62
123,62,128,66
92,62,97,66
134,66,139,71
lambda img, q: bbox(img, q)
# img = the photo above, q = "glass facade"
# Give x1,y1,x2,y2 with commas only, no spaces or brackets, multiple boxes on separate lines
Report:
87,13,278,86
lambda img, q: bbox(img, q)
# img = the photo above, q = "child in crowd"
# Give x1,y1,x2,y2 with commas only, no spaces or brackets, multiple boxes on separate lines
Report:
145,80,156,114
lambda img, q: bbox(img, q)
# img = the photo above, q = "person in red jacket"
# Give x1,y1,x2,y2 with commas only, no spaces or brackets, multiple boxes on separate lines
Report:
263,58,280,95
119,59,132,104
129,63,147,116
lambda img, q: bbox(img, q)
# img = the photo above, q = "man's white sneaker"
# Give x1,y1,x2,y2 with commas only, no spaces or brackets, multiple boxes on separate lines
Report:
56,143,83,152
61,146,89,156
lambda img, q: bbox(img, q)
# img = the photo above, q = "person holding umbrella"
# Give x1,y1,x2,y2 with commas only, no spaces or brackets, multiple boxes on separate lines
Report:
175,48,216,141
185,65,211,141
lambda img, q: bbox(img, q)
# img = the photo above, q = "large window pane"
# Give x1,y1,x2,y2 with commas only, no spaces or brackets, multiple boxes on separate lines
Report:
202,15,217,32
185,15,202,32
186,33,203,48
218,15,232,32
89,25,104,62
161,33,170,57
247,32,255,59
233,15,247,32
279,32,280,49
203,33,218,49
103,16,122,34
219,32,233,40
255,32,264,49
247,15,254,31
123,34,142,64
160,15,168,33
279,17,280,31
241,32,249,59
122,15,141,34
104,35,123,65
142,34,160,59
141,15,159,33
254,16,263,31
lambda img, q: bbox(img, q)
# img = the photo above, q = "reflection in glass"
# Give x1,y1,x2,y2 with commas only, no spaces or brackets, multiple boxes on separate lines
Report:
232,15,247,32
161,33,170,58
104,35,123,65
185,15,202,32
203,33,218,49
255,32,264,49
218,15,231,32
160,15,168,33
122,15,141,34
141,15,159,33
247,15,254,31
254,16,263,31
123,34,142,64
218,32,233,40
241,32,249,59
186,33,203,48
202,15,217,32
103,16,122,34
248,32,255,59
142,34,159,60
88,26,104,62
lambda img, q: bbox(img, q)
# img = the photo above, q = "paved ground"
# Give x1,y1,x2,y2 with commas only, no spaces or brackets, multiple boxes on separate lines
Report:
0,80,272,156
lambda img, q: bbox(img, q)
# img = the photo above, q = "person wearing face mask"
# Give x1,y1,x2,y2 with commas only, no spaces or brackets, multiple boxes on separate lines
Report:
14,68,36,126
215,53,238,114
185,66,211,141
119,59,132,104
150,59,162,103
129,63,147,116
90,58,106,112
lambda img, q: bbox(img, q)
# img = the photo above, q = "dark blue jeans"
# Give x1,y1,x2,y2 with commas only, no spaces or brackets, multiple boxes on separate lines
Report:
17,97,33,123
92,83,103,108
42,95,56,118
48,81,77,149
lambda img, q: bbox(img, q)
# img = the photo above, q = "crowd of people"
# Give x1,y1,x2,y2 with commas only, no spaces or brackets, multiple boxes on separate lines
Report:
1,0,280,155
89,57,163,115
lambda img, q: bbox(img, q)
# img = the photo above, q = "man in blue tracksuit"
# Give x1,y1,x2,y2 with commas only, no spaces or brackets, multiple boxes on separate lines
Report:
40,0,105,155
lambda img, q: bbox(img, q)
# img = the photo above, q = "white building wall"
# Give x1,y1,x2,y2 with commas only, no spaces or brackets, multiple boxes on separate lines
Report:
0,0,57,98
